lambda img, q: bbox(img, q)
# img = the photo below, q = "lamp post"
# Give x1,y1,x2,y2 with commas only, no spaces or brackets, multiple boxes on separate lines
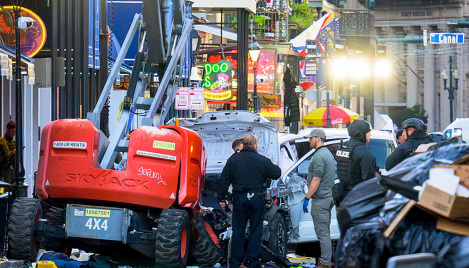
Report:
249,42,261,113
441,56,459,122
13,5,27,197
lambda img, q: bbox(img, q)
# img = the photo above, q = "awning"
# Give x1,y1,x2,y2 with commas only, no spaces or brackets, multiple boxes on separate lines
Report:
194,24,238,41
260,43,303,57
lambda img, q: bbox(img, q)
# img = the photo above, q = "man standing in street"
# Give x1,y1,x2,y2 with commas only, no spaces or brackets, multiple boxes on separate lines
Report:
302,129,335,268
218,134,281,268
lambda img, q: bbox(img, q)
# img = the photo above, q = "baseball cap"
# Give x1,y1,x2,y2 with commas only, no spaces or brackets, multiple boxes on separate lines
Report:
304,129,326,139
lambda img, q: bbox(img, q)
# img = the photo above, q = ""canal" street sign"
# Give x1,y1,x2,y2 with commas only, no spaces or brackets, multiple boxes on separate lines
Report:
430,33,464,44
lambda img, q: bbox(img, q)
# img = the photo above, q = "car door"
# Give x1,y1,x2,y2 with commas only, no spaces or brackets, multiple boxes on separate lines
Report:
279,141,341,243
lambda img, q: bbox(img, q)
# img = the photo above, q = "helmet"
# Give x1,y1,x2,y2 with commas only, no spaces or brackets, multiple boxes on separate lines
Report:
401,118,427,132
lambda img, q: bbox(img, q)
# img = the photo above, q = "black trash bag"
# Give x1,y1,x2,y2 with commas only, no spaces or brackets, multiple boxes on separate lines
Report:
337,177,387,234
378,192,409,227
389,208,462,256
384,143,469,187
335,222,390,268
380,176,419,201
437,237,469,268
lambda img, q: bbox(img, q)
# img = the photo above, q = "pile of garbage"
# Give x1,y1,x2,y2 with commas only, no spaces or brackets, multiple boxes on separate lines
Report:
335,142,469,268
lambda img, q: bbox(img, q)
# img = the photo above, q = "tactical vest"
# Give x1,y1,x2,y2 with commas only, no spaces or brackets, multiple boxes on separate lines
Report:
336,144,359,186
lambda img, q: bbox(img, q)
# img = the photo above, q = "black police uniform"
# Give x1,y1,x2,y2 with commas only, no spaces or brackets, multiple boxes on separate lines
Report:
335,121,376,206
218,146,281,268
384,130,433,171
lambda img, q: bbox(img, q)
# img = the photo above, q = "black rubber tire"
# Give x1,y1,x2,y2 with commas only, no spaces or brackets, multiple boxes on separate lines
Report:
7,198,42,261
154,209,190,268
42,207,69,253
267,213,287,258
45,207,63,226
192,215,226,266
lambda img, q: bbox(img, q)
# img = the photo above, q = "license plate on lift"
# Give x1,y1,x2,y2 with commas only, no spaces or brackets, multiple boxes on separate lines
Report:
66,205,130,242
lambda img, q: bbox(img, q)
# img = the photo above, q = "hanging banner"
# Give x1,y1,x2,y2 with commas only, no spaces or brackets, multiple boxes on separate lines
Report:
202,59,233,101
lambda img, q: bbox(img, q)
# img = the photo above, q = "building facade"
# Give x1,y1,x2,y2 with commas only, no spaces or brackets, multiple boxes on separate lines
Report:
373,0,469,131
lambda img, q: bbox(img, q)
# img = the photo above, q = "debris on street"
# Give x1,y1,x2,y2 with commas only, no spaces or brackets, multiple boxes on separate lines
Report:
335,141,469,268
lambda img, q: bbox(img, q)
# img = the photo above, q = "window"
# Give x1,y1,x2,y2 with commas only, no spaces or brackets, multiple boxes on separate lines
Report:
444,129,453,140
368,139,393,169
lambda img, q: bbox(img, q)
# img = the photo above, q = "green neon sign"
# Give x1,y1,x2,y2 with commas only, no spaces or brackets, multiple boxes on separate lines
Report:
204,61,230,75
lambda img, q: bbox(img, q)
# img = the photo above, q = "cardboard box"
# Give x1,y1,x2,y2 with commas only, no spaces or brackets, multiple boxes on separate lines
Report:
418,184,469,218
414,142,437,154
384,200,416,238
436,217,469,236
434,164,469,189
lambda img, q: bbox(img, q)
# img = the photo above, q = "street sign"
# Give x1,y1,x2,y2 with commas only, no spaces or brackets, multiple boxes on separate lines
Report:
430,33,464,44
304,60,317,76
190,87,204,110
175,87,189,110
175,87,204,110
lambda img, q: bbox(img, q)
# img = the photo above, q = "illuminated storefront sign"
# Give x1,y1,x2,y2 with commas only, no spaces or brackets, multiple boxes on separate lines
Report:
248,49,277,94
202,59,233,101
208,54,238,68
0,6,47,57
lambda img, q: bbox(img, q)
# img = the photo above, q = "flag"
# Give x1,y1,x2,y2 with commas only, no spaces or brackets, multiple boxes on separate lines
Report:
289,12,335,56
322,0,340,13
317,19,336,55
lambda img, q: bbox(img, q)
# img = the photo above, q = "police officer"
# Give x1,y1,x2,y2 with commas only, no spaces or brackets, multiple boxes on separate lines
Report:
218,134,281,268
335,120,376,206
385,118,433,171
396,129,405,145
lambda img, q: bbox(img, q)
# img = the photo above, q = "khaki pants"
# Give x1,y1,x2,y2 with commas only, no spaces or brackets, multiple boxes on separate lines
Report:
310,196,334,266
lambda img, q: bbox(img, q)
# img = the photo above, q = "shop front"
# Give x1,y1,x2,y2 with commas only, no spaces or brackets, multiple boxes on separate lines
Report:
196,43,301,131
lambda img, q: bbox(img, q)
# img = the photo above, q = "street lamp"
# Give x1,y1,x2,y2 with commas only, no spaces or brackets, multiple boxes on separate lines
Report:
249,41,261,113
190,29,202,85
441,56,459,122
191,29,201,52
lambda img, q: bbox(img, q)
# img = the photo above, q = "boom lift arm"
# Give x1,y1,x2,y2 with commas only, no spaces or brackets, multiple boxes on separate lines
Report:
86,0,193,169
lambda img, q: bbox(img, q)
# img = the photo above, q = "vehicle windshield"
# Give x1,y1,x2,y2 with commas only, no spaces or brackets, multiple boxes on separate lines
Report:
368,139,394,169
340,138,394,170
